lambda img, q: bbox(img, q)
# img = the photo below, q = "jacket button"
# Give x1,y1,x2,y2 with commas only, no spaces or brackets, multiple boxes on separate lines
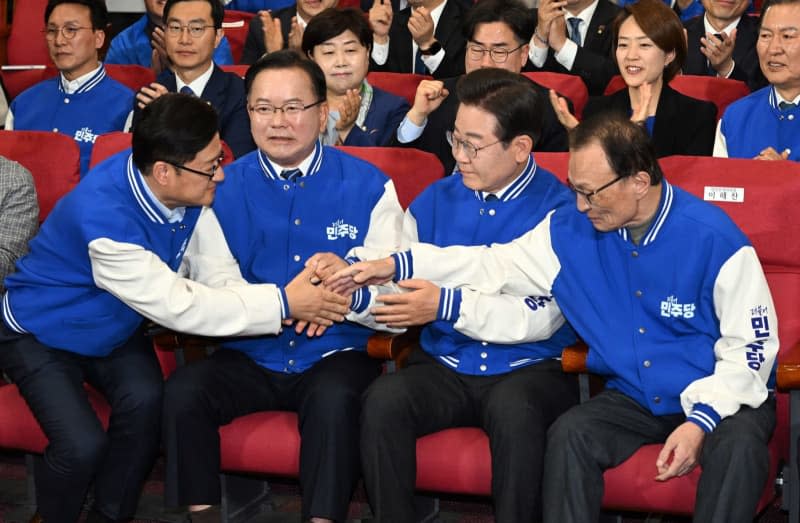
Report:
479,364,487,372
643,360,651,368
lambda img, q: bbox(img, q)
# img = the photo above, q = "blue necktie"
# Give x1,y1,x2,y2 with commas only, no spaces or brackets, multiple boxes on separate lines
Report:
180,85,195,96
485,193,498,201
779,101,798,111
281,168,301,183
414,49,428,74
568,17,582,46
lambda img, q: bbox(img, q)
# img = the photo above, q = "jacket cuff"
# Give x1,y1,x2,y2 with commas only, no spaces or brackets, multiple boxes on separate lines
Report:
686,403,721,433
278,287,289,320
350,286,372,314
436,287,461,322
392,250,413,281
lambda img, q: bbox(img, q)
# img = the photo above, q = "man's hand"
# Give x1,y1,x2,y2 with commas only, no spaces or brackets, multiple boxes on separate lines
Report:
536,0,567,45
754,146,791,161
285,265,350,326
259,10,284,53
408,80,448,125
334,88,362,141
136,82,170,109
655,422,706,481
372,279,440,327
325,257,397,295
150,25,170,75
549,89,579,130
408,7,435,49
701,29,736,77
305,252,350,285
548,15,567,52
370,0,393,45
288,16,304,51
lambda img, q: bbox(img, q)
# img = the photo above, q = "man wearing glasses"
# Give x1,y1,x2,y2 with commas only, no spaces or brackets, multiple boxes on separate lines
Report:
331,113,777,523
355,68,578,523
392,0,568,175
5,0,133,176
0,93,350,523
161,50,404,523
133,0,255,158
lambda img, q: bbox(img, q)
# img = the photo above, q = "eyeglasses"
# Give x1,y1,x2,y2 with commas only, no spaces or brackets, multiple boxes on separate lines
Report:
567,176,623,205
466,42,525,63
446,131,501,160
248,99,325,117
166,155,224,180
165,22,216,38
42,25,92,41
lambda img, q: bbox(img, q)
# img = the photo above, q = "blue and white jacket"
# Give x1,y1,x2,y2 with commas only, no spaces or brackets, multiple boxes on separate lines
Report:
213,142,404,373
395,181,778,432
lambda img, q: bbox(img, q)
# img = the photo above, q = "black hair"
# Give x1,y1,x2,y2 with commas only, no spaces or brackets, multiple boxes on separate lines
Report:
45,0,108,30
245,49,327,101
163,0,224,29
302,8,372,56
462,0,535,44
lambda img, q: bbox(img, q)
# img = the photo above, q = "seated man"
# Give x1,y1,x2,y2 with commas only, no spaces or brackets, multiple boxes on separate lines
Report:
162,50,404,523
394,0,569,174
6,0,133,176
105,0,234,72
333,113,777,523
358,68,578,523
528,0,620,95
241,0,338,64
714,0,800,161
683,0,765,91
134,0,256,158
368,0,468,78
0,93,349,523
0,157,38,293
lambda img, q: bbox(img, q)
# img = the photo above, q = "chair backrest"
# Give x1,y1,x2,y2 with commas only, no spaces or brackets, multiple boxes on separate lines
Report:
603,75,750,120
535,151,569,183
337,146,444,209
222,10,256,64
0,66,58,101
523,71,589,120
105,64,156,92
0,130,80,222
220,64,250,79
7,0,51,66
366,71,431,106
90,131,237,170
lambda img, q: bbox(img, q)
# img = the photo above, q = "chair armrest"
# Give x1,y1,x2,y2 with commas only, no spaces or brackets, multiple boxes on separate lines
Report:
367,327,421,362
561,341,589,373
777,341,800,390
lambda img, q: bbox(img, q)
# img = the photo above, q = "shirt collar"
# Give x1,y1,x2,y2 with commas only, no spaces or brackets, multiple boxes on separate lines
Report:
126,154,186,224
617,180,673,247
59,63,104,95
257,140,325,181
703,14,740,36
565,0,599,26
470,154,537,202
295,11,310,29
176,62,215,96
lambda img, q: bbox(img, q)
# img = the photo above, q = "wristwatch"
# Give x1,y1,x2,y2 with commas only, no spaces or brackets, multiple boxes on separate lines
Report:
419,40,442,56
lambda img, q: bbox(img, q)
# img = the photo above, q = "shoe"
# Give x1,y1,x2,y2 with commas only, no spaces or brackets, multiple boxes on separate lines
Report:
29,513,43,523
186,505,222,523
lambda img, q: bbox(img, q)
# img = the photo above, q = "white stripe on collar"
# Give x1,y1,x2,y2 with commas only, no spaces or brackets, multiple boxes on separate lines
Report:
257,141,324,181
472,154,537,202
58,64,105,95
127,154,165,224
615,181,674,246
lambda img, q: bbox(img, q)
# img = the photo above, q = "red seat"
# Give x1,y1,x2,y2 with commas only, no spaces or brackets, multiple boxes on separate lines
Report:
604,75,750,120
0,130,80,222
523,71,589,120
220,64,249,79
223,10,256,64
366,71,431,106
7,0,51,66
105,64,156,93
0,66,58,101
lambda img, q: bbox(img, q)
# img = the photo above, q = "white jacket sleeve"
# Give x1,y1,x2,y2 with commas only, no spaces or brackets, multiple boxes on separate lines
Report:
680,246,778,428
89,208,285,337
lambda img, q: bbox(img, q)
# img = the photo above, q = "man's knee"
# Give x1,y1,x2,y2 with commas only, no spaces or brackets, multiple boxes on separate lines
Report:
361,375,414,432
46,425,107,476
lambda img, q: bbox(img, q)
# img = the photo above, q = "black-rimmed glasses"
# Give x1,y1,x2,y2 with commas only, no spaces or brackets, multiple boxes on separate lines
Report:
466,42,525,63
446,131,501,160
568,176,623,205
166,155,224,180
165,22,216,38
248,99,325,117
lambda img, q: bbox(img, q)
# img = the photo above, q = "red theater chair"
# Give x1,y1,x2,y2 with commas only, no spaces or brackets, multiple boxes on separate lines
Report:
604,74,750,120
0,66,57,101
223,10,256,64
220,64,249,79
524,71,590,120
0,130,80,222
7,0,51,66
558,156,800,521
105,64,157,93
366,71,432,106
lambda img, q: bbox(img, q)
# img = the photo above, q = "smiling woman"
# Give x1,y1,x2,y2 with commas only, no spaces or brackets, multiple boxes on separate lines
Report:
302,8,410,146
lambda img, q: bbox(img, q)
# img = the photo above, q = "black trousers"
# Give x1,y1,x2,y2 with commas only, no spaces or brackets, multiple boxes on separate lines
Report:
0,326,163,523
360,350,579,523
162,348,381,521
542,389,776,523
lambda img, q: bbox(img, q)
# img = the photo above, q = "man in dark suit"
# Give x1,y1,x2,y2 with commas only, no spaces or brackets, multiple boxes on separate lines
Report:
241,0,338,64
134,0,256,158
683,0,766,91
392,0,569,174
369,0,468,79
528,0,620,95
